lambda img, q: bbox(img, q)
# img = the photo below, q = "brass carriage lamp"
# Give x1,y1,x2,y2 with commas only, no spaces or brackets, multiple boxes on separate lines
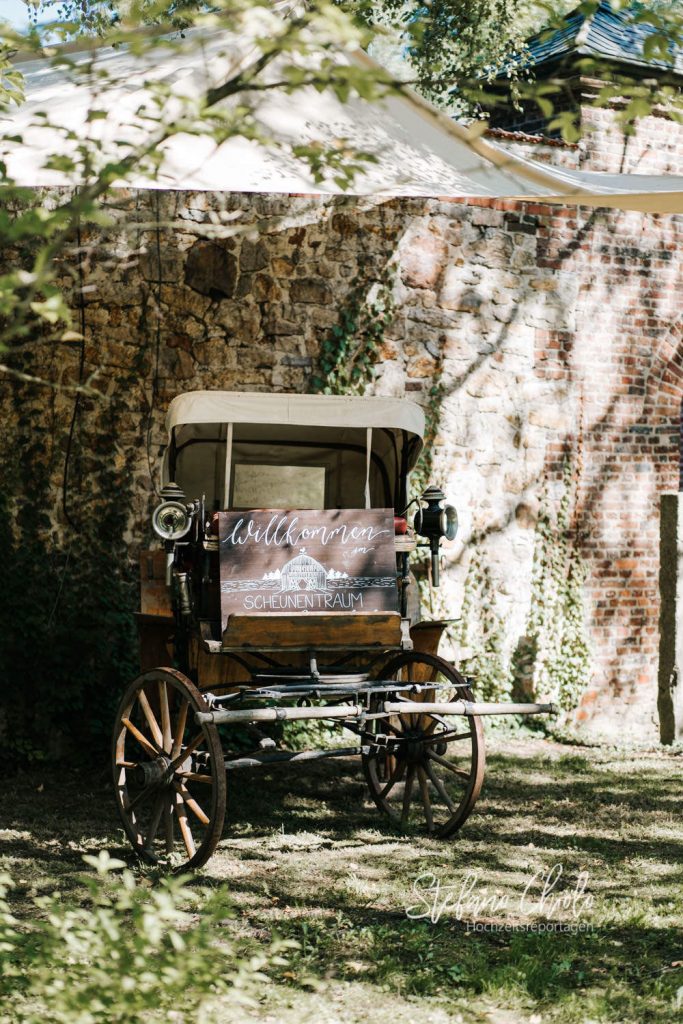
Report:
413,485,458,587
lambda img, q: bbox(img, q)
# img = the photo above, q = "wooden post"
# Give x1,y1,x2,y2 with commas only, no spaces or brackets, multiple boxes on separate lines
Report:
223,422,233,509
658,493,683,743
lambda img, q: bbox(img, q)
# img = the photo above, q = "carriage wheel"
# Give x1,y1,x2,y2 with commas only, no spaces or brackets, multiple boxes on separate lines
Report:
362,652,485,837
112,668,226,871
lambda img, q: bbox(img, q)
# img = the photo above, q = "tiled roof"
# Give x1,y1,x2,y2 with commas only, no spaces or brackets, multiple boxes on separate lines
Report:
525,1,683,76
485,127,579,148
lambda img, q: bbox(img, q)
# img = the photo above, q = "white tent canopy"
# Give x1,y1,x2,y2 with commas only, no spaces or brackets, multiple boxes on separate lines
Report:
5,26,683,213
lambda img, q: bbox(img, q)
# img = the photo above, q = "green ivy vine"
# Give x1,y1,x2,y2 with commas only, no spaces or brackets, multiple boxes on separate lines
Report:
0,268,153,765
309,270,395,396
512,458,591,713
451,546,510,703
443,458,591,714
410,375,444,501
0,429,139,765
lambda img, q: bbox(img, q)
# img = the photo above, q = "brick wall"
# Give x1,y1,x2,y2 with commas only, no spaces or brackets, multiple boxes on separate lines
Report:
532,204,683,726
489,73,683,175
2,186,681,739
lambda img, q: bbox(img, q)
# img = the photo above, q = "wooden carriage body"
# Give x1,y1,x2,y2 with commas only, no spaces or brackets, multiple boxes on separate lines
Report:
115,391,554,871
138,391,432,680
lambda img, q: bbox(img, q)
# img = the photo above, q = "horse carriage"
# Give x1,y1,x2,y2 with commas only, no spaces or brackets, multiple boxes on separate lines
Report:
112,391,554,869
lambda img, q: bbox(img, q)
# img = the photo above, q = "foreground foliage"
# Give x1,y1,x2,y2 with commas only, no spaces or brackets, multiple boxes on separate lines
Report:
32,2,683,133
0,851,291,1024
0,1,400,364
354,0,683,138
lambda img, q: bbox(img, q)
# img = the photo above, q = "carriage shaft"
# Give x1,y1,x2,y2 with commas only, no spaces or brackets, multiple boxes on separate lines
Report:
196,704,363,725
383,700,556,716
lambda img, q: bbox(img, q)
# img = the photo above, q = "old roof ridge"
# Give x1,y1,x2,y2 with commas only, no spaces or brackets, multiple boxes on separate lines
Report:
522,1,683,78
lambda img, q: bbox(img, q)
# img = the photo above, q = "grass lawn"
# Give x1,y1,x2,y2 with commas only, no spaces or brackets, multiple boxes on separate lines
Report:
2,734,682,1023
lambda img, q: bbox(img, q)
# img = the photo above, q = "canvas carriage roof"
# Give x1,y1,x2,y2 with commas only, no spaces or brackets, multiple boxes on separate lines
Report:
6,24,683,212
165,391,426,507
166,391,425,441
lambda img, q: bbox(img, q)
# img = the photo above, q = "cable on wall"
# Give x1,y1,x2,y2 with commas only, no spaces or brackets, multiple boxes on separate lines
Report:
145,189,163,499
61,207,87,532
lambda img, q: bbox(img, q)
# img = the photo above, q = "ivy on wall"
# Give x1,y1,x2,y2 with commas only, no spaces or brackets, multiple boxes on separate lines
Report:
409,376,445,502
451,547,511,703
308,270,395,396
0,438,138,764
0,243,156,764
445,458,591,715
512,459,592,713
307,271,456,634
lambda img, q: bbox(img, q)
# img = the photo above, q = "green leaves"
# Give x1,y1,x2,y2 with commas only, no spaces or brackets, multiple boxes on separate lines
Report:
0,58,25,113
547,110,581,144
642,32,673,64
351,0,683,142
82,851,127,874
344,0,531,112
0,852,293,1023
0,1,411,375
514,458,591,714
453,546,511,703
0,452,139,764
309,271,395,396
29,293,71,325
292,137,378,190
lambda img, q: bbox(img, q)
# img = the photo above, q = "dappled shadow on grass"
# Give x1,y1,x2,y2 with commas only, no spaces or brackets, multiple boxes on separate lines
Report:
1,764,131,909
217,741,681,1012
2,739,682,1022
211,857,681,1020
273,916,682,1016
208,745,682,1021
3,740,682,870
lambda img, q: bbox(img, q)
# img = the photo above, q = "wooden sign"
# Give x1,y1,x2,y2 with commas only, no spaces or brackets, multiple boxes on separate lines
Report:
218,509,398,626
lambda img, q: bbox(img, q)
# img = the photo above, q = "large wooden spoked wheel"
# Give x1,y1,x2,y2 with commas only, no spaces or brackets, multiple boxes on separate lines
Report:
362,652,485,837
112,668,226,871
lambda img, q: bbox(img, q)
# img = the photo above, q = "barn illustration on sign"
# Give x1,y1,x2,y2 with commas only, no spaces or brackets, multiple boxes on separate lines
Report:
280,550,331,592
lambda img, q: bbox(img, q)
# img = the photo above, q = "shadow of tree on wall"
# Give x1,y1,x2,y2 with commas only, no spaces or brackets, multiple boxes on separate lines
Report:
2,191,682,748
409,198,683,729
0,302,142,763
0,191,410,761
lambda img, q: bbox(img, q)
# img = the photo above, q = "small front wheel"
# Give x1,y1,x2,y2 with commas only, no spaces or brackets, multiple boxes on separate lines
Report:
112,668,226,871
362,652,485,836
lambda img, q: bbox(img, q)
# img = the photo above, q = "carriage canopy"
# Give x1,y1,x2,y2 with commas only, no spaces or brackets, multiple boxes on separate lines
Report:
163,391,425,513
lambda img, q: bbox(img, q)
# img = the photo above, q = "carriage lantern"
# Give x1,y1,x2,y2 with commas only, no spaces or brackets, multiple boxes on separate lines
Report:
413,484,458,587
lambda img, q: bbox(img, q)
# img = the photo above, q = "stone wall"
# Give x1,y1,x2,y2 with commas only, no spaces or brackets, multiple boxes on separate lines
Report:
2,186,682,739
